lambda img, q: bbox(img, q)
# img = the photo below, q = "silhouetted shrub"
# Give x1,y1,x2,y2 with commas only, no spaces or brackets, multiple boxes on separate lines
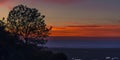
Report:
52,53,68,60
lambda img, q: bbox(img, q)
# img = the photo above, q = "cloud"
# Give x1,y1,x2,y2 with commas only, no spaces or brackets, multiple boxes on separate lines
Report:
67,25,101,27
51,25,120,37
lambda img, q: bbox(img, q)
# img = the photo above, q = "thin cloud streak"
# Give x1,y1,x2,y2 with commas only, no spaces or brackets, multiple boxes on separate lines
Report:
51,25,120,37
30,0,85,5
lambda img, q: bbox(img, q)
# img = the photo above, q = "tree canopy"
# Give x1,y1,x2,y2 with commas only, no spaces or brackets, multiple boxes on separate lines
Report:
0,4,68,60
1,4,52,46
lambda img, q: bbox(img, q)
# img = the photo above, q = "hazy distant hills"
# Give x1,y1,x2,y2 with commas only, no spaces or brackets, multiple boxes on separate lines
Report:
46,36,120,48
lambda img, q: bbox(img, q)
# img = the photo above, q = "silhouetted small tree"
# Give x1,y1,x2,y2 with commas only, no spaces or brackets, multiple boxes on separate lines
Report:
6,4,52,46
0,17,5,27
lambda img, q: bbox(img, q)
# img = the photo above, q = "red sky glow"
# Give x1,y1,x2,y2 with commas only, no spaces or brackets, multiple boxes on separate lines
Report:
51,25,120,37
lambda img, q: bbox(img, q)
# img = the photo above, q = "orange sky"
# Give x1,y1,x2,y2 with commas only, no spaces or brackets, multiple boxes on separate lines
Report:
50,25,120,37
1,0,120,37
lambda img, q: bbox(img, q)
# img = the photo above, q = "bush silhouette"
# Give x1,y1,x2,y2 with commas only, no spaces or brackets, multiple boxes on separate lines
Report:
52,53,68,60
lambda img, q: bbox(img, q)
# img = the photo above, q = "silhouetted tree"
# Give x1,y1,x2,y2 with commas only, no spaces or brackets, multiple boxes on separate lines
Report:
6,4,52,46
0,17,5,27
0,26,20,60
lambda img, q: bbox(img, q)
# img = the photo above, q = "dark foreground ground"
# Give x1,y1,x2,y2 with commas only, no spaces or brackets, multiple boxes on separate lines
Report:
49,48,120,60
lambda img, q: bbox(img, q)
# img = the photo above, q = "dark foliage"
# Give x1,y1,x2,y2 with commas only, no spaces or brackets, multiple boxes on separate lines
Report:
0,5,67,60
0,27,67,60
52,53,68,60
6,4,52,46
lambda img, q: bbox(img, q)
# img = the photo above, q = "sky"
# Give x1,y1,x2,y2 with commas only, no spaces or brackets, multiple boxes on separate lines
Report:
0,0,120,37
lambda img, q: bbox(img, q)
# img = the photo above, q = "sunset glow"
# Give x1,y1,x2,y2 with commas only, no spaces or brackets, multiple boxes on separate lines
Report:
51,25,120,37
1,0,120,37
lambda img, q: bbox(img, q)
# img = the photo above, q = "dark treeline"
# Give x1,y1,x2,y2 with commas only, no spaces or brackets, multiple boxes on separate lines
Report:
0,26,68,60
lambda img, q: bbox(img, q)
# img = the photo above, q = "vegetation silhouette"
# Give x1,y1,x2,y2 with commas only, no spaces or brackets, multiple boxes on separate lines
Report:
0,4,68,60
6,4,52,46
